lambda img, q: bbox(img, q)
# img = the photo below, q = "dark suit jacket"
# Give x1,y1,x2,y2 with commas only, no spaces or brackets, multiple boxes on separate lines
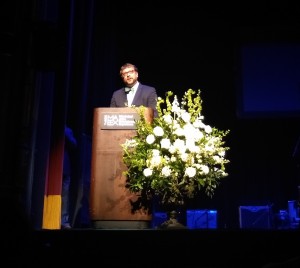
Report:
110,83,158,117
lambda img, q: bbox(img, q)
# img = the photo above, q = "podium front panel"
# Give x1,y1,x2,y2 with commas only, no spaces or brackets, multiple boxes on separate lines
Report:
90,108,152,228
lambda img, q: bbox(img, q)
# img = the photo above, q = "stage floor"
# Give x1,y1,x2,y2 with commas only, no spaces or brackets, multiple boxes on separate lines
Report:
4,228,300,268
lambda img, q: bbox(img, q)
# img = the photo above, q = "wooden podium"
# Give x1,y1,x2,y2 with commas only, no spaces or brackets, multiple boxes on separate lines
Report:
90,107,153,229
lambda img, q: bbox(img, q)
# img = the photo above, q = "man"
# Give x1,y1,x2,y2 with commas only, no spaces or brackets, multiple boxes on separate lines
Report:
110,63,158,117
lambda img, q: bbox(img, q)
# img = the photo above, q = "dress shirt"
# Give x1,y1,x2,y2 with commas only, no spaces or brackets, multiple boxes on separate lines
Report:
127,82,139,106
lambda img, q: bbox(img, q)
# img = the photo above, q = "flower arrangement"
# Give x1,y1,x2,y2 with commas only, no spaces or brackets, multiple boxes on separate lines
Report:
122,89,230,210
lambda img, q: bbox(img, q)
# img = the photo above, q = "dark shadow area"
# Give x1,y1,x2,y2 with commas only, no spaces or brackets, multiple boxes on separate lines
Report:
1,2,300,266
7,228,300,268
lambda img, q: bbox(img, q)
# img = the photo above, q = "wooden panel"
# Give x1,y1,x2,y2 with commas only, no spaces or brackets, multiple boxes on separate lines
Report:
90,108,152,226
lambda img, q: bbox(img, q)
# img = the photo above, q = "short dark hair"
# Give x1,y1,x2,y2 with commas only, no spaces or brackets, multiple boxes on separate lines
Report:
120,63,138,76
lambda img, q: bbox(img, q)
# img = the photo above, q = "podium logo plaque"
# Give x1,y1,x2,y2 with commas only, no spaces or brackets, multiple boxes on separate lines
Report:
101,112,139,130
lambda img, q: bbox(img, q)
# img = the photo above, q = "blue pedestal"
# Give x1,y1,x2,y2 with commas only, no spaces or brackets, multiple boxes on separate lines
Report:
186,209,218,229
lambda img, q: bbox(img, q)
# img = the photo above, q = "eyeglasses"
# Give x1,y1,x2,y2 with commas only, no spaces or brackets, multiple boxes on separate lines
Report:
121,70,135,77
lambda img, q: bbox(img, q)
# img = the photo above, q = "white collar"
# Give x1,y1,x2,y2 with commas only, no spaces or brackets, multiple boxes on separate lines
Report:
131,82,139,92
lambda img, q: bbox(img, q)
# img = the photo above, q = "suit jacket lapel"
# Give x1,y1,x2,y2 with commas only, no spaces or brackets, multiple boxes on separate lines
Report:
121,87,128,106
132,84,142,106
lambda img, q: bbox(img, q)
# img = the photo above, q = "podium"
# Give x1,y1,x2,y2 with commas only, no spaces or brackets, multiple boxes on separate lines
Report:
90,107,153,229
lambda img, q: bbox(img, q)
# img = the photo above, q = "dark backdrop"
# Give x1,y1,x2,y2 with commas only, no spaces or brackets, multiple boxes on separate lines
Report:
1,0,300,229
87,2,300,227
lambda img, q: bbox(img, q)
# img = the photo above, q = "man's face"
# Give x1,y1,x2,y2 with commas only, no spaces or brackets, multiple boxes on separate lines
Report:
121,67,138,87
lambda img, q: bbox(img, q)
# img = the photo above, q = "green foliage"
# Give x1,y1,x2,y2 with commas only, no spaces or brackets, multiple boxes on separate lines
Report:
122,89,230,208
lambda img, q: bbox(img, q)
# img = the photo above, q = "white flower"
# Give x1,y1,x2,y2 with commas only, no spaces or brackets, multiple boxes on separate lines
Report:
163,114,173,124
197,120,206,129
204,125,212,133
174,127,184,136
153,126,164,136
181,111,191,123
174,139,185,151
122,89,230,207
193,119,202,128
169,145,176,154
219,150,225,157
187,143,200,154
200,164,209,174
171,96,180,113
213,155,222,163
182,123,194,138
180,153,189,162
185,167,196,178
205,144,214,152
146,134,155,144
161,138,171,149
143,168,153,177
170,155,177,162
150,155,161,167
162,166,172,177
152,149,160,157
193,128,204,142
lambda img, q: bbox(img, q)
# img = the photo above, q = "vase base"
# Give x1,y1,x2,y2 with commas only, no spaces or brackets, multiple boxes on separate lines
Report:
156,210,187,229
158,218,187,229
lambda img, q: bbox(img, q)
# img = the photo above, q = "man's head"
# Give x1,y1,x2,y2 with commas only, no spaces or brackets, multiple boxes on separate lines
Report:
120,63,138,87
